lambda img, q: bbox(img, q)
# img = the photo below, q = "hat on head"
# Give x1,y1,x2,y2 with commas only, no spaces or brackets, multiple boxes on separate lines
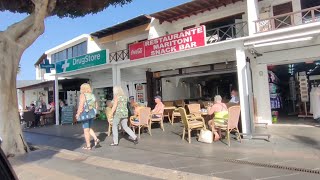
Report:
129,96,134,100
154,95,162,100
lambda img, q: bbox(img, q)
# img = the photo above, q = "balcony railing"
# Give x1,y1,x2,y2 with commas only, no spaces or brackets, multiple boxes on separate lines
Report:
255,5,320,33
109,49,129,62
206,21,248,44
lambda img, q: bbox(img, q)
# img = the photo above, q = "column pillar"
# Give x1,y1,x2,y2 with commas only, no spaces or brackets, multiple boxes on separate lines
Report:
112,64,118,86
236,48,252,134
54,75,59,125
247,0,259,35
117,67,121,85
251,59,272,124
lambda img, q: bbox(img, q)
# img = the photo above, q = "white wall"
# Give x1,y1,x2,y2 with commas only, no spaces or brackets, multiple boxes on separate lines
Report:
24,88,49,107
99,32,149,53
17,89,24,110
161,77,190,101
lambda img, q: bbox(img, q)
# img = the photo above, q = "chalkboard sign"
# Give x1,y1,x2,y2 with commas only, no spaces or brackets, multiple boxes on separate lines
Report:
61,106,74,124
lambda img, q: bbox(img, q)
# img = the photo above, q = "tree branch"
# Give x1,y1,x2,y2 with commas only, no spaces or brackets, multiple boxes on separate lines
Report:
6,13,36,41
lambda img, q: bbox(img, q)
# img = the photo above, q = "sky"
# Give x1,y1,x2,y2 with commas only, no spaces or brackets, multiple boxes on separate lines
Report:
0,0,190,80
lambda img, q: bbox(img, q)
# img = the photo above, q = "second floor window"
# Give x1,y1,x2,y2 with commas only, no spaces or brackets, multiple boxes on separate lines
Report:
51,41,87,64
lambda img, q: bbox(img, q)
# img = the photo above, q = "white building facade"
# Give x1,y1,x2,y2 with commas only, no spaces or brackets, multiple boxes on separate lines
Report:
35,0,320,135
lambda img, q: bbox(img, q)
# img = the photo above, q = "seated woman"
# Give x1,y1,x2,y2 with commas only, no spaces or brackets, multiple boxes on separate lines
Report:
132,102,142,122
207,95,228,141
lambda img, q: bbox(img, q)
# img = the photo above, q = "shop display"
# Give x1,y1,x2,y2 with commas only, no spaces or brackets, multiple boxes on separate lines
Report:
67,91,79,107
61,106,75,124
136,84,147,103
268,71,281,122
297,72,313,118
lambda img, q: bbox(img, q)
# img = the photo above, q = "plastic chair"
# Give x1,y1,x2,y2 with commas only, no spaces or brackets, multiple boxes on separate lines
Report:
178,107,206,143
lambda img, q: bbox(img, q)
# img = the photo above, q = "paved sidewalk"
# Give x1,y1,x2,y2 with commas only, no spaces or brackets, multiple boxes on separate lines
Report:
13,120,320,179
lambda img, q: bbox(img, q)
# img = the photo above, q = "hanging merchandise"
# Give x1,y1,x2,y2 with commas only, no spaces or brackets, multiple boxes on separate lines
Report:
270,93,281,109
310,86,320,119
299,74,309,102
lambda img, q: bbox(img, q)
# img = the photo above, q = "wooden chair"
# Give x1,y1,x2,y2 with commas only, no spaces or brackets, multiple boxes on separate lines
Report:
43,110,55,125
187,104,201,117
178,107,206,143
150,109,164,131
215,106,242,146
130,107,151,138
171,100,185,124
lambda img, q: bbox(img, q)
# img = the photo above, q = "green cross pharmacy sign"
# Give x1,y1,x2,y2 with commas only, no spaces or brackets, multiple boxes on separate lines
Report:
56,50,107,74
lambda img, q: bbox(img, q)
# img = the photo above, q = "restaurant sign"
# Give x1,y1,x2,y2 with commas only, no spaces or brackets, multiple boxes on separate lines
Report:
129,26,206,60
56,50,107,74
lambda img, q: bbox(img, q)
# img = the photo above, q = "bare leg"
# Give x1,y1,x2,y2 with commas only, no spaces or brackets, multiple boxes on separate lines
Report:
208,120,220,141
83,128,91,148
89,128,98,140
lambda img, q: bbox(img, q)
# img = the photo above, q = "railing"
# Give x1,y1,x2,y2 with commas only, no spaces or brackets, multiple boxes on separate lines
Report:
206,21,248,44
109,49,129,62
255,5,320,33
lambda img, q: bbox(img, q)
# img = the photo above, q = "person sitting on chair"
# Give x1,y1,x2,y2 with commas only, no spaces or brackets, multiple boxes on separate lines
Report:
151,96,164,118
208,95,229,141
229,89,240,104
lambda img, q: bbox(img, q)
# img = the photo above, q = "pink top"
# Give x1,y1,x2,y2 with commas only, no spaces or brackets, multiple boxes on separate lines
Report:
152,102,165,114
208,102,228,116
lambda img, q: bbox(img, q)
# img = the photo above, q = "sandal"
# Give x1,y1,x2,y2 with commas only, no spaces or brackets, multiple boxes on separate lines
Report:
110,143,118,146
94,139,101,147
82,146,91,150
133,138,138,145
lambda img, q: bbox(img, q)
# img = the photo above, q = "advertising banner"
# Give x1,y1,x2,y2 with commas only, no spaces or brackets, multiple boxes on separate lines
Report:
129,26,206,61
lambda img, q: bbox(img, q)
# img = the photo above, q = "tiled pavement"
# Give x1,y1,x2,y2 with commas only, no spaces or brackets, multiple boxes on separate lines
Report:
9,120,320,180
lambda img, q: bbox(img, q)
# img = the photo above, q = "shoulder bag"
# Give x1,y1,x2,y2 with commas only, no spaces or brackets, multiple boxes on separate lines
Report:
77,94,97,122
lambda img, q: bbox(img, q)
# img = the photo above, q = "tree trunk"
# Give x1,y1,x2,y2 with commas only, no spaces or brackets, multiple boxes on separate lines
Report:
0,34,28,156
0,0,56,156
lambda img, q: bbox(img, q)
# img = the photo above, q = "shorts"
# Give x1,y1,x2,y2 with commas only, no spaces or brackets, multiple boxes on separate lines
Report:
82,118,93,129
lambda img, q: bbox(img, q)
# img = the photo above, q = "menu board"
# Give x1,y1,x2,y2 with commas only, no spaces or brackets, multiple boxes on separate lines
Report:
61,106,74,124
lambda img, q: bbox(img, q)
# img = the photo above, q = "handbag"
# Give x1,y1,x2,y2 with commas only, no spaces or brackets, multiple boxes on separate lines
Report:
77,94,97,122
198,129,213,144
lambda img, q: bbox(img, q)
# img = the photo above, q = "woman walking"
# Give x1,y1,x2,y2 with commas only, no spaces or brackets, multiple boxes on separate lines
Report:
110,85,138,146
75,83,100,150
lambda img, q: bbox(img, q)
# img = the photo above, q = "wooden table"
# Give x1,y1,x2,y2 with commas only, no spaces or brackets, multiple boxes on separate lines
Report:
164,106,176,123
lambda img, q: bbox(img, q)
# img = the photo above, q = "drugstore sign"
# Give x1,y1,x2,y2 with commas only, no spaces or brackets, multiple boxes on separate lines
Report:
129,26,206,60
56,50,108,74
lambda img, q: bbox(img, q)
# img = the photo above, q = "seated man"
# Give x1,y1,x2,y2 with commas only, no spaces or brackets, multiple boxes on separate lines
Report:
208,95,229,141
152,96,164,118
229,89,240,104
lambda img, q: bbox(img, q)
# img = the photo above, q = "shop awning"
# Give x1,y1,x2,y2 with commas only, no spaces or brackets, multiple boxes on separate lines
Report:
91,15,152,38
151,0,243,24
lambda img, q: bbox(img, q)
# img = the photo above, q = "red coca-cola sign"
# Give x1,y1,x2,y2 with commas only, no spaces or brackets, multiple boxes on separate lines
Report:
129,42,145,61
129,26,206,60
